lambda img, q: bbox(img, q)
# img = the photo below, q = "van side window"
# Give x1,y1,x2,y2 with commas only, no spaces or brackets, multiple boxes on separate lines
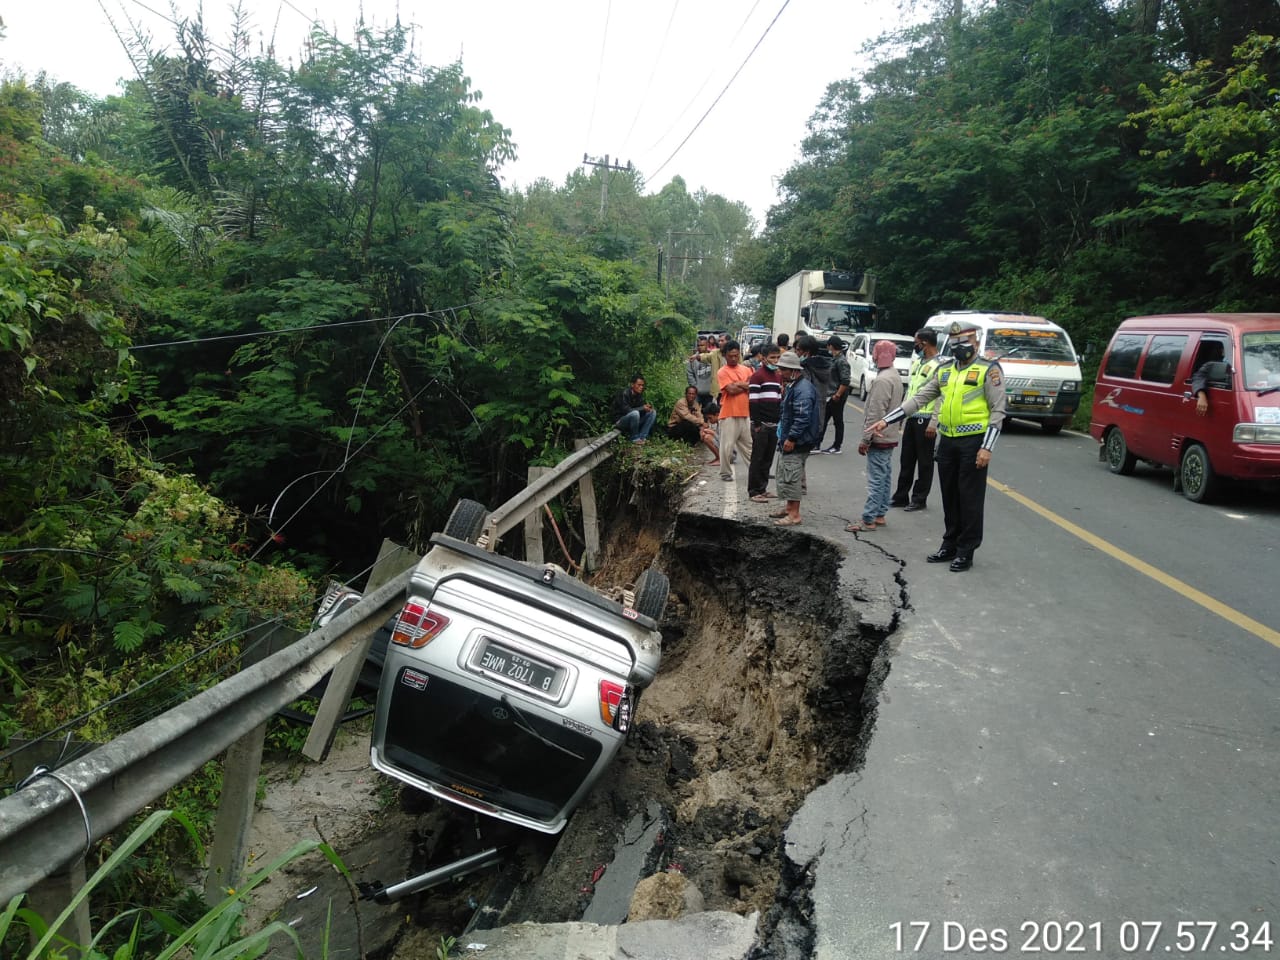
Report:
1103,333,1146,379
1140,335,1188,384
1188,337,1231,381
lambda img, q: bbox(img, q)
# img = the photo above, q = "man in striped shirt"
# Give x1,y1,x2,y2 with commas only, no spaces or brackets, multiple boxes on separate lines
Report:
747,342,783,502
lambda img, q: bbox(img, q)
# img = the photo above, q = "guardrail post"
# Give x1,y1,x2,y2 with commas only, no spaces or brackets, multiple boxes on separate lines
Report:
301,542,420,762
574,439,602,572
204,622,296,905
26,860,92,957
10,738,96,955
524,467,552,564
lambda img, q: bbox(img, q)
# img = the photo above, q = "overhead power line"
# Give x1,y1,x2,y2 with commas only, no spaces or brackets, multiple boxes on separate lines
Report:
582,0,614,157
647,0,792,181
641,0,766,156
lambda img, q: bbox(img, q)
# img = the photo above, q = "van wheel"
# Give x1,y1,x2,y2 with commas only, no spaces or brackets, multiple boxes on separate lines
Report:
1104,428,1137,475
1041,421,1064,435
444,498,488,543
858,376,868,401
1180,444,1216,503
633,568,669,621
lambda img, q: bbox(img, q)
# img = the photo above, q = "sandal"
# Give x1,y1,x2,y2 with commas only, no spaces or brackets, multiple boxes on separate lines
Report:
706,459,720,466
750,494,771,503
874,517,887,526
768,509,789,518
774,515,802,526
845,522,875,532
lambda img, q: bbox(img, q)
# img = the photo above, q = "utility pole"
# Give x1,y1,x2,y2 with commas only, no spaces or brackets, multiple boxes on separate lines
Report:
664,230,711,295
582,153,632,217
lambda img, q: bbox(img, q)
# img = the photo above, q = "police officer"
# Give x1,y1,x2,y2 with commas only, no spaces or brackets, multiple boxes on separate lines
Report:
890,327,942,511
871,320,1006,571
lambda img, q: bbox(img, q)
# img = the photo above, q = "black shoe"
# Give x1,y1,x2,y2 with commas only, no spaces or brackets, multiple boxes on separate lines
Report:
948,555,973,572
889,499,908,508
926,547,957,563
903,502,926,512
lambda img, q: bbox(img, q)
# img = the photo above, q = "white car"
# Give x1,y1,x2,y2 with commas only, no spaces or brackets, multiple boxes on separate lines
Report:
847,332,915,400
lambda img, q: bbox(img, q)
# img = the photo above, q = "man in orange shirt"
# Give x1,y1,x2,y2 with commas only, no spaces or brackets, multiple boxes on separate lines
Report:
717,340,754,482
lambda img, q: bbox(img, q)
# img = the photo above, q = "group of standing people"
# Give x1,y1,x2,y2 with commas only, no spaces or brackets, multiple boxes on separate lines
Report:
615,316,1006,567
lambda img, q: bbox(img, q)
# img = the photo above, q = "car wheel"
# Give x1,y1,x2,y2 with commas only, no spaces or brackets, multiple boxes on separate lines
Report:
1104,428,1136,475
858,376,867,401
633,568,669,621
443,498,488,543
1180,443,1216,503
1041,421,1064,435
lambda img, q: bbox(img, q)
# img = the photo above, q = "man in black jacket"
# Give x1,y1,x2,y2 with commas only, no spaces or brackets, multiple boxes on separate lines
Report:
820,336,853,454
613,374,656,443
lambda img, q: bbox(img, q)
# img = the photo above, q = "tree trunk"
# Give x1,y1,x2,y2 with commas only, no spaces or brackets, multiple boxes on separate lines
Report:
1134,0,1162,35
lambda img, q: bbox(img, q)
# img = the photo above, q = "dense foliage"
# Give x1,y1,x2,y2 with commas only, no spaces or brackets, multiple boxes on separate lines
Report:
0,13,749,764
740,0,1280,355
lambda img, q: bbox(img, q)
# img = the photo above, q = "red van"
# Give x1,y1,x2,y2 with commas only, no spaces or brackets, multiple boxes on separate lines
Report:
1089,314,1280,502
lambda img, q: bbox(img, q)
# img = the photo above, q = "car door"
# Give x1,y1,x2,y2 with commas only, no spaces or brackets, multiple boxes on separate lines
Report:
1135,332,1191,465
849,334,870,395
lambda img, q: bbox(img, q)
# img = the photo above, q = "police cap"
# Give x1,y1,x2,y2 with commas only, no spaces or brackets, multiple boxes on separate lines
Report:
948,320,979,336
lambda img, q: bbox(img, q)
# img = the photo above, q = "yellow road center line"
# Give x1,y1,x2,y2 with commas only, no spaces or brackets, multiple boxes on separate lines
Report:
988,477,1280,650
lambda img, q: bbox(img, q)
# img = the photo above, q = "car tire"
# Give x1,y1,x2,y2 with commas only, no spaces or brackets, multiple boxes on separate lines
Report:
1104,427,1136,475
444,498,488,543
858,376,867,401
633,568,669,621
1180,443,1216,503
1041,421,1064,435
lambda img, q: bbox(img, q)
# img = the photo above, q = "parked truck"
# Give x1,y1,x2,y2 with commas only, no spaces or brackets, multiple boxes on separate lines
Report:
772,269,877,343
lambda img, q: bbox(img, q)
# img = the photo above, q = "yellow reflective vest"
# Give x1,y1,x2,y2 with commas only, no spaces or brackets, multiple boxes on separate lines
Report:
906,355,941,415
937,359,994,437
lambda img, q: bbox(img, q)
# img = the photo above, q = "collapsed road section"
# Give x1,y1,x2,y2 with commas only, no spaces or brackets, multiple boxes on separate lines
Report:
388,510,905,959
247,507,906,960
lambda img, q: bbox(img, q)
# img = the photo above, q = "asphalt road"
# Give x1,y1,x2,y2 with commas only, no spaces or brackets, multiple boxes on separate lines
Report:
781,410,1279,959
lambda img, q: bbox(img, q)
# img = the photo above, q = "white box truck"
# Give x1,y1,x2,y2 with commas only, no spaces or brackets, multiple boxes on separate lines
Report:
772,270,877,343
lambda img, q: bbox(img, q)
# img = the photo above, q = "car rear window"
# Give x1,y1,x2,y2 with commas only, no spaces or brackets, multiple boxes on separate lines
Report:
1104,333,1146,379
382,670,603,823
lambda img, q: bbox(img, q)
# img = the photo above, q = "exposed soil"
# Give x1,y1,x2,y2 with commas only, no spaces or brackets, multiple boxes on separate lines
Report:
244,498,901,960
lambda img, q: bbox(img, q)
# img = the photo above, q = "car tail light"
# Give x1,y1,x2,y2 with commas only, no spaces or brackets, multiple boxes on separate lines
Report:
599,680,632,732
390,600,450,649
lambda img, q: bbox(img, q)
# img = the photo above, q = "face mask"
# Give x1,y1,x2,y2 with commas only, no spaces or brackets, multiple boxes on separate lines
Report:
952,341,975,363
765,363,778,371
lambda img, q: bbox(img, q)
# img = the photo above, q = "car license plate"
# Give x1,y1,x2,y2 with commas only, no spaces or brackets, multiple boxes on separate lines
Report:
474,639,562,695
1013,392,1052,405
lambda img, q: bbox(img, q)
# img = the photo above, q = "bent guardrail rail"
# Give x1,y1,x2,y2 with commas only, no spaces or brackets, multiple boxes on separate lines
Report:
0,430,624,909
0,569,411,904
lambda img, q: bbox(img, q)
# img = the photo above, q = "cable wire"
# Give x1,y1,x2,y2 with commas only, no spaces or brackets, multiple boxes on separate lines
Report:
647,0,791,180
641,0,765,156
620,0,682,153
582,0,613,157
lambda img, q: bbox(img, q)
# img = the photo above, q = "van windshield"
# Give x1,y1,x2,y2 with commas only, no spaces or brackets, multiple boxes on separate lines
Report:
1242,332,1280,391
984,329,1077,362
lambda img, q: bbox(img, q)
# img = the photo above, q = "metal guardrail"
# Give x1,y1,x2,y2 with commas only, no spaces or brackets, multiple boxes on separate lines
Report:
0,570,411,903
478,429,620,549
0,430,622,906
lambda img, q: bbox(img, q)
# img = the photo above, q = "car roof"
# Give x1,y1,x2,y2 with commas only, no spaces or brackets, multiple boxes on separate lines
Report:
869,332,915,341
1115,313,1280,333
927,311,1056,327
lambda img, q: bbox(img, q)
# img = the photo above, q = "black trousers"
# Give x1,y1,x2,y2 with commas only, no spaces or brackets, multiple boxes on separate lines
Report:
748,421,778,496
893,416,936,505
822,393,848,450
934,434,987,556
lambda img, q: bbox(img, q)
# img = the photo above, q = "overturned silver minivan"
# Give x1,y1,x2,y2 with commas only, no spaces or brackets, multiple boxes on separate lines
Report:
368,503,666,834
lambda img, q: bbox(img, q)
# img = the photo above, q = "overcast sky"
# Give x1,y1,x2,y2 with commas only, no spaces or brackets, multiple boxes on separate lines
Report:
1,0,925,227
